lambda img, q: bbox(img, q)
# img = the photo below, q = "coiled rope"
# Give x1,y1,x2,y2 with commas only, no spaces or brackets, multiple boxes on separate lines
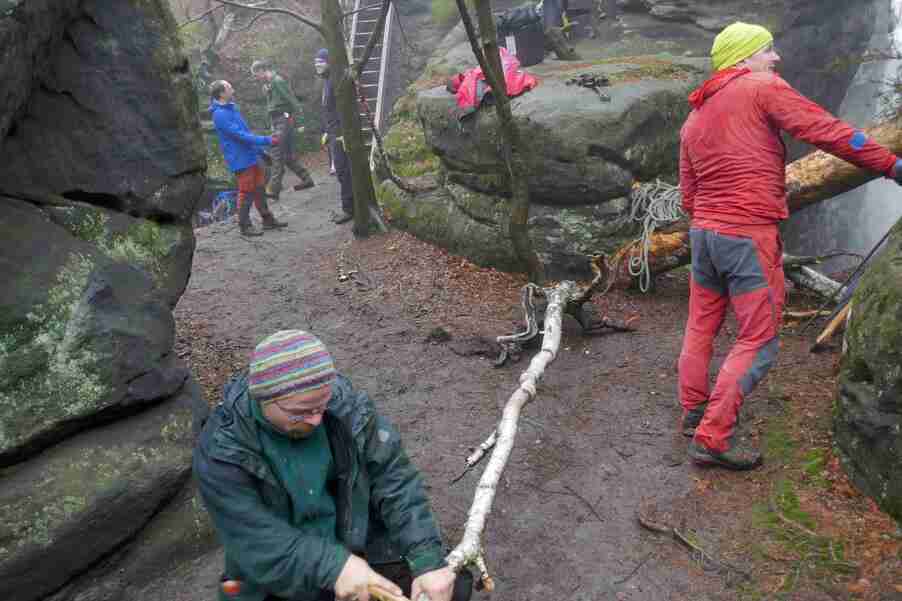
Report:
627,179,685,292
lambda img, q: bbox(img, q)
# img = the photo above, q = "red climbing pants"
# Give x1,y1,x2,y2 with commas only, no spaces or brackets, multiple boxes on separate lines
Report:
678,222,784,453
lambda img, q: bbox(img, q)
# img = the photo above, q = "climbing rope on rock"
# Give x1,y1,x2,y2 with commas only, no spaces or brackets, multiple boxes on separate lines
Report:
627,179,685,292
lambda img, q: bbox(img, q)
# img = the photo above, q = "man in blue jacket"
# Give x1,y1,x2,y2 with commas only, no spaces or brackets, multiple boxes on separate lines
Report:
194,330,473,601
210,80,287,236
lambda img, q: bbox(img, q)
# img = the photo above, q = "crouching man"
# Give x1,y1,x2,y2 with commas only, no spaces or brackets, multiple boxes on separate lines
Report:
194,330,473,601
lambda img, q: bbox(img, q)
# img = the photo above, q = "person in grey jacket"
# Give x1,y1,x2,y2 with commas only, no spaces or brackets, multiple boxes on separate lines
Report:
194,330,472,601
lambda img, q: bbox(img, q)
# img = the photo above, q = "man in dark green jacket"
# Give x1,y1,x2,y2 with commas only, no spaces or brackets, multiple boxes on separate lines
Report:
194,330,471,601
251,60,315,200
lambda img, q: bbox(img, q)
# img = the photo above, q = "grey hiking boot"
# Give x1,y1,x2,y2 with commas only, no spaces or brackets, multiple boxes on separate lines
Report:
681,403,707,437
688,440,762,471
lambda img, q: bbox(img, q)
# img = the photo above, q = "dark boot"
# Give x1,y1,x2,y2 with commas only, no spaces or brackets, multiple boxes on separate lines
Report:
293,178,315,191
239,224,263,236
256,193,287,229
332,211,353,224
688,439,762,470
681,403,707,437
263,216,288,229
238,195,263,236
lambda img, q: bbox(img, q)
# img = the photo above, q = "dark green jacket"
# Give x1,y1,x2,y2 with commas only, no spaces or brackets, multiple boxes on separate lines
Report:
194,374,446,601
266,73,305,119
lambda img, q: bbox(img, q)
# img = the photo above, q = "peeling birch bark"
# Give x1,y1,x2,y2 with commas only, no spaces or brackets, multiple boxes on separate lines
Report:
446,281,577,590
785,265,845,299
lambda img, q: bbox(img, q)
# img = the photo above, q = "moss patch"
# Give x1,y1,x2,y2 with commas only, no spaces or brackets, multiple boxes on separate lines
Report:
383,119,441,178
0,254,107,453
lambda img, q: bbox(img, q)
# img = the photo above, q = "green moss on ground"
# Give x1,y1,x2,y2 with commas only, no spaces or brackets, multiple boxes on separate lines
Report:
383,119,440,178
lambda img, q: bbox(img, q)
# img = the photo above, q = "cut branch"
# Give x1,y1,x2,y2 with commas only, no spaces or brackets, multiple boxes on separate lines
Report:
446,281,577,589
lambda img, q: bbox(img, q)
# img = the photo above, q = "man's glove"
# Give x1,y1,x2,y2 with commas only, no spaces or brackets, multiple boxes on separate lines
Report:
336,135,345,151
296,126,305,135
321,133,329,147
270,135,281,146
891,159,902,185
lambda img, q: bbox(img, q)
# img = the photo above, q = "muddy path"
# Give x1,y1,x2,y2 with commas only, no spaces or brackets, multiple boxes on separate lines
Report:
148,164,871,601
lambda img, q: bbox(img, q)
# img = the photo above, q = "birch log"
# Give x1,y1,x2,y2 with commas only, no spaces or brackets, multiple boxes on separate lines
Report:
611,112,902,286
445,281,577,590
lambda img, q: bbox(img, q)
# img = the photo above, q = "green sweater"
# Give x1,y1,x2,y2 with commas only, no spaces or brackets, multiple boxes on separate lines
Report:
266,73,304,121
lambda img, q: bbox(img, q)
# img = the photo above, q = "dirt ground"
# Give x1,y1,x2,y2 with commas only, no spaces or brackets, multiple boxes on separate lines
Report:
166,159,902,601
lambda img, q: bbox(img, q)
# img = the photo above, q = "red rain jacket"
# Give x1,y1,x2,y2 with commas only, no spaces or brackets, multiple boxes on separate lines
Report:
680,68,898,226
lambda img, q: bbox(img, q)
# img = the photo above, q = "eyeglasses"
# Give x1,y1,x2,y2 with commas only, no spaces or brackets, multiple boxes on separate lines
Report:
271,398,328,422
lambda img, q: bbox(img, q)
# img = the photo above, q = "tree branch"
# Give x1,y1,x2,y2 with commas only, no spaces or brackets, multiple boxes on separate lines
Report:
446,281,577,590
179,4,224,28
213,0,323,34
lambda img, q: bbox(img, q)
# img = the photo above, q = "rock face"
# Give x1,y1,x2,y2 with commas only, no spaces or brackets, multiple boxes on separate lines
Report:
379,0,881,279
835,220,902,523
0,2,215,600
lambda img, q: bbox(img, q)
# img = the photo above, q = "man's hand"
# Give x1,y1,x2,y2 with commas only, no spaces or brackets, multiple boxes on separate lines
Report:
336,135,345,151
270,135,281,146
296,126,306,135
334,555,403,601
411,567,456,601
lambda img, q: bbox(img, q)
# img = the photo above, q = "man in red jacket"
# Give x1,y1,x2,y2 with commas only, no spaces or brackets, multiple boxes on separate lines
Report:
678,22,902,470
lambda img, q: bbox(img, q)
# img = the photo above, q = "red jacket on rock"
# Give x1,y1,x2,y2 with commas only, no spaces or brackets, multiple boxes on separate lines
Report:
679,68,898,226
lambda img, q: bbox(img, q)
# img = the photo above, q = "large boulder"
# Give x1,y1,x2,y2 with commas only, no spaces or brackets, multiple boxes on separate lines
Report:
0,1,211,599
834,219,902,523
380,57,702,279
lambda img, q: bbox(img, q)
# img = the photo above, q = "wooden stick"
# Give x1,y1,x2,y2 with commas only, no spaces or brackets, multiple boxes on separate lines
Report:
368,584,410,601
811,302,852,352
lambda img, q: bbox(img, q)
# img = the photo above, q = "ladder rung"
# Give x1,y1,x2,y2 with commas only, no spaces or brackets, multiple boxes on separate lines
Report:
360,83,377,87
354,44,382,48
358,18,379,22
362,70,379,74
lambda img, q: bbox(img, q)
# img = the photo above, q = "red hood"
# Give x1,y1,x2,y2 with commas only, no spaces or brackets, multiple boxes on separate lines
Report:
688,67,750,109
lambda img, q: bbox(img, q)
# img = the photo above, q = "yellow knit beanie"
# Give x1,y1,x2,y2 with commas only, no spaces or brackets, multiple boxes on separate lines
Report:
711,22,774,71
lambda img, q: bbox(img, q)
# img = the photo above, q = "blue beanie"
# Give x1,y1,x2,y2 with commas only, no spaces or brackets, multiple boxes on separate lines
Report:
315,48,328,61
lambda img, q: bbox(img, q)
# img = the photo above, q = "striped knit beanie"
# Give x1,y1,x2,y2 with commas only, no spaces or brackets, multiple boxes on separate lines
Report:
248,330,337,404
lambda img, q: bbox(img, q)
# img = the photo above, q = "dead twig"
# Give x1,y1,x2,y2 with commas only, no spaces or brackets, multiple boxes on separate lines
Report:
540,484,605,523
614,553,652,585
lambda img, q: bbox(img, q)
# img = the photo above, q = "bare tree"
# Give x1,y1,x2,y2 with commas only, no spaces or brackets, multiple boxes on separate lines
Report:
453,0,545,283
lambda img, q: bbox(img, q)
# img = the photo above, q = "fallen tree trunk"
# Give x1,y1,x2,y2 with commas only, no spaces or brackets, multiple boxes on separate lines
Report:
609,113,902,287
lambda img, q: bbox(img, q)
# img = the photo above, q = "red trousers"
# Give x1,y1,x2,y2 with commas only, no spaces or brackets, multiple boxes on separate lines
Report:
678,222,784,452
237,163,267,216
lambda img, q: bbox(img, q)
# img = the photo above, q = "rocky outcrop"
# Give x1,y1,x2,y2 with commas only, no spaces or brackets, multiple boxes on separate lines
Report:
835,219,902,523
0,1,215,600
379,56,703,278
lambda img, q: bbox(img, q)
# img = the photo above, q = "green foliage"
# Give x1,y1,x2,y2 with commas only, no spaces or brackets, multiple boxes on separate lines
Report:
746,480,856,599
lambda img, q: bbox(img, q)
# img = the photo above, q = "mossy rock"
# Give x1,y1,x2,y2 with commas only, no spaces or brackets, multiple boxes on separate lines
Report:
835,218,902,523
0,384,199,601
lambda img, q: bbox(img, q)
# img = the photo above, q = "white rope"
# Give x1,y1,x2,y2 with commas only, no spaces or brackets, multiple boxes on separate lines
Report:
627,179,685,292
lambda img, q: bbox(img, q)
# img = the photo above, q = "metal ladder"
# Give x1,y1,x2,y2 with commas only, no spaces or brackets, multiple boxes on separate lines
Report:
348,0,394,163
